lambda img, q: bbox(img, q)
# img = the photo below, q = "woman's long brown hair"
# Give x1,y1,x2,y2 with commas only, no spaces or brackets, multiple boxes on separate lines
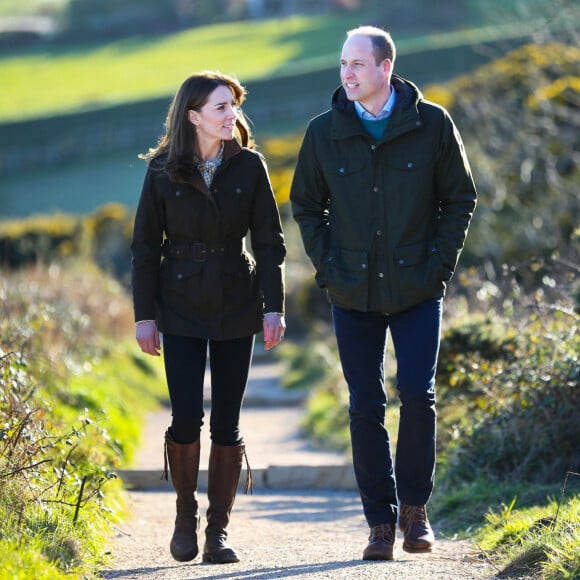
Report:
139,71,254,182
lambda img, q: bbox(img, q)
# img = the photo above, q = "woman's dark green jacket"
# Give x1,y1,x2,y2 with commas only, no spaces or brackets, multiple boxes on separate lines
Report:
132,139,286,340
290,75,477,314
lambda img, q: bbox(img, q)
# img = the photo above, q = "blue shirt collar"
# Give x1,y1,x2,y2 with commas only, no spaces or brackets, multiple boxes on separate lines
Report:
354,86,396,120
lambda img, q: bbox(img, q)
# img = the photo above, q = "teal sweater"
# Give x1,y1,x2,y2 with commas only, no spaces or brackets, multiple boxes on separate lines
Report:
360,116,389,140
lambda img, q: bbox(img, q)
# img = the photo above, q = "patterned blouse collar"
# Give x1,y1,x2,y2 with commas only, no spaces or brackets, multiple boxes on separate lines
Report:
194,140,224,188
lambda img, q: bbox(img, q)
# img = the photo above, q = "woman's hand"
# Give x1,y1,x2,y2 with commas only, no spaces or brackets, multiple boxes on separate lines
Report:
136,320,161,356
263,312,286,351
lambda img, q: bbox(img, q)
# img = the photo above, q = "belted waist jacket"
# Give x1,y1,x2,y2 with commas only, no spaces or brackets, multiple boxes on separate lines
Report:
290,75,477,314
131,139,286,339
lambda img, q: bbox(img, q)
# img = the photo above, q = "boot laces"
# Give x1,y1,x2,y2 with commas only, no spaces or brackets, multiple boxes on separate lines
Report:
243,447,253,495
369,524,394,543
162,435,169,481
401,505,427,532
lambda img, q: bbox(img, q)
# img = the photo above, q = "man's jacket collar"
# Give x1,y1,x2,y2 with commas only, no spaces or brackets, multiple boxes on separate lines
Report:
330,74,424,142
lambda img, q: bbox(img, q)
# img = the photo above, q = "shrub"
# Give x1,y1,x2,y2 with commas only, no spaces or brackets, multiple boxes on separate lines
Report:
0,262,165,576
436,262,579,485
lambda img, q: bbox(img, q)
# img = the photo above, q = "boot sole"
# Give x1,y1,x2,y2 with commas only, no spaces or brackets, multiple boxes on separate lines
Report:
362,553,394,561
402,542,433,554
170,548,199,562
202,553,240,564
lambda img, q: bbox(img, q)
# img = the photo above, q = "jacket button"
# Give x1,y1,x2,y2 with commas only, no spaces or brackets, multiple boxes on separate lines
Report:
361,264,367,269
371,144,376,150
376,230,382,236
407,162,413,168
235,187,242,193
177,273,183,279
175,191,181,196
399,259,405,265
339,167,345,173
373,186,379,192
378,273,384,278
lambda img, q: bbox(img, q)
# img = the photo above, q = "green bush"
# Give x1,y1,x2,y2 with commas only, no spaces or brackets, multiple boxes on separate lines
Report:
0,262,165,576
440,330,579,484
429,43,580,270
0,203,133,283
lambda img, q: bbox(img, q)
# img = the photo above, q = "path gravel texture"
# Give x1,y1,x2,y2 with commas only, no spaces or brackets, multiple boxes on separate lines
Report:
100,357,498,580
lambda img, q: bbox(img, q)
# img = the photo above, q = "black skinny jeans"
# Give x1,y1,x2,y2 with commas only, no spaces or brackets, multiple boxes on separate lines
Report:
162,333,254,445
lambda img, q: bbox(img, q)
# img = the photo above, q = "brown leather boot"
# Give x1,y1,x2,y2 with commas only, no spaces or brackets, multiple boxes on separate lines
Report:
399,504,434,553
163,430,201,562
202,442,245,564
362,523,396,560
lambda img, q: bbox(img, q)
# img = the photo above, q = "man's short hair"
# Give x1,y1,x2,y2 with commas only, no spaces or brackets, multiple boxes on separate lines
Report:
346,26,396,66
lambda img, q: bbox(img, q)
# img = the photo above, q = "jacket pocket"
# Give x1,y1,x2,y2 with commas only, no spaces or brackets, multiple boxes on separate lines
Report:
159,260,207,309
322,156,367,195
387,154,433,171
160,259,204,281
325,248,369,311
394,240,444,309
386,154,435,197
337,157,366,175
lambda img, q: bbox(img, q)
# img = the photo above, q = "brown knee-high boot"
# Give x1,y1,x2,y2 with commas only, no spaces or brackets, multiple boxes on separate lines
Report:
163,429,201,562
202,442,245,564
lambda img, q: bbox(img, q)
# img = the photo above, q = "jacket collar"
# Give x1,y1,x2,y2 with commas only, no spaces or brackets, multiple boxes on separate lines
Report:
190,138,243,199
223,137,243,161
156,138,244,206
330,74,424,142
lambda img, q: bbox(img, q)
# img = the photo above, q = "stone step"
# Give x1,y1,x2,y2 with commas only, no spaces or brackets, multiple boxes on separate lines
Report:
117,463,356,492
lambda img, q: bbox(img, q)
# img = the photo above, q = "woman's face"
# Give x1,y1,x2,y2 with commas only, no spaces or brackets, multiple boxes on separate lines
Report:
188,84,238,146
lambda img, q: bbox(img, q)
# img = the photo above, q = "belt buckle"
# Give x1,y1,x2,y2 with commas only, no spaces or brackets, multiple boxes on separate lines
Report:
193,242,206,262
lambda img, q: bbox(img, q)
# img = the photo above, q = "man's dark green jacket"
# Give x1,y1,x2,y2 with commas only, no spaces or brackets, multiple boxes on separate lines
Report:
290,75,477,314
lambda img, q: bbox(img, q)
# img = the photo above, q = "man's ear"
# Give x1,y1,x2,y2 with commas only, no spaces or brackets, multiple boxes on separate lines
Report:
382,58,393,77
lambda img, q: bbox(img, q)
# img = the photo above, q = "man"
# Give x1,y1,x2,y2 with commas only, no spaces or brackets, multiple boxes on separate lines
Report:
290,26,476,561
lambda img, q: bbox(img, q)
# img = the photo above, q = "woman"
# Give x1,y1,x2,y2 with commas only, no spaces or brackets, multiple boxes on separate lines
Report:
131,71,286,564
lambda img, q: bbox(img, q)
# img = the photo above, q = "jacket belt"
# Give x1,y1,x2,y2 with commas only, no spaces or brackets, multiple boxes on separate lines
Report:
162,240,243,262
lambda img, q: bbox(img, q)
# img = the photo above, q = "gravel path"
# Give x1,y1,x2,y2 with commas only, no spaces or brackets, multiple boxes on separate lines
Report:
101,490,494,579
100,359,497,579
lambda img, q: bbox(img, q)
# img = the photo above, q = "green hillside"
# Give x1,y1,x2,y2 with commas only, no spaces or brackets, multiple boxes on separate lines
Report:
0,11,558,123
1,13,360,123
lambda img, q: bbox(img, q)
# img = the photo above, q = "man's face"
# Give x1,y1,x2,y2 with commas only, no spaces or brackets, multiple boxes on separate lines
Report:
340,34,391,111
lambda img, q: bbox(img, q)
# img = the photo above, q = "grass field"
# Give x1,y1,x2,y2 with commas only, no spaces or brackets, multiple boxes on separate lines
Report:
0,0,69,18
0,10,558,123
1,13,364,123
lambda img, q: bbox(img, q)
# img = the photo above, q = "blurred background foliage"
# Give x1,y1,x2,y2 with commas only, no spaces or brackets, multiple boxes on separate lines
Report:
1,0,579,577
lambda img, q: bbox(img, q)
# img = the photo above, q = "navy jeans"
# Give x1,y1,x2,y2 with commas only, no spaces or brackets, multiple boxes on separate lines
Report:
332,298,441,527
162,333,254,445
